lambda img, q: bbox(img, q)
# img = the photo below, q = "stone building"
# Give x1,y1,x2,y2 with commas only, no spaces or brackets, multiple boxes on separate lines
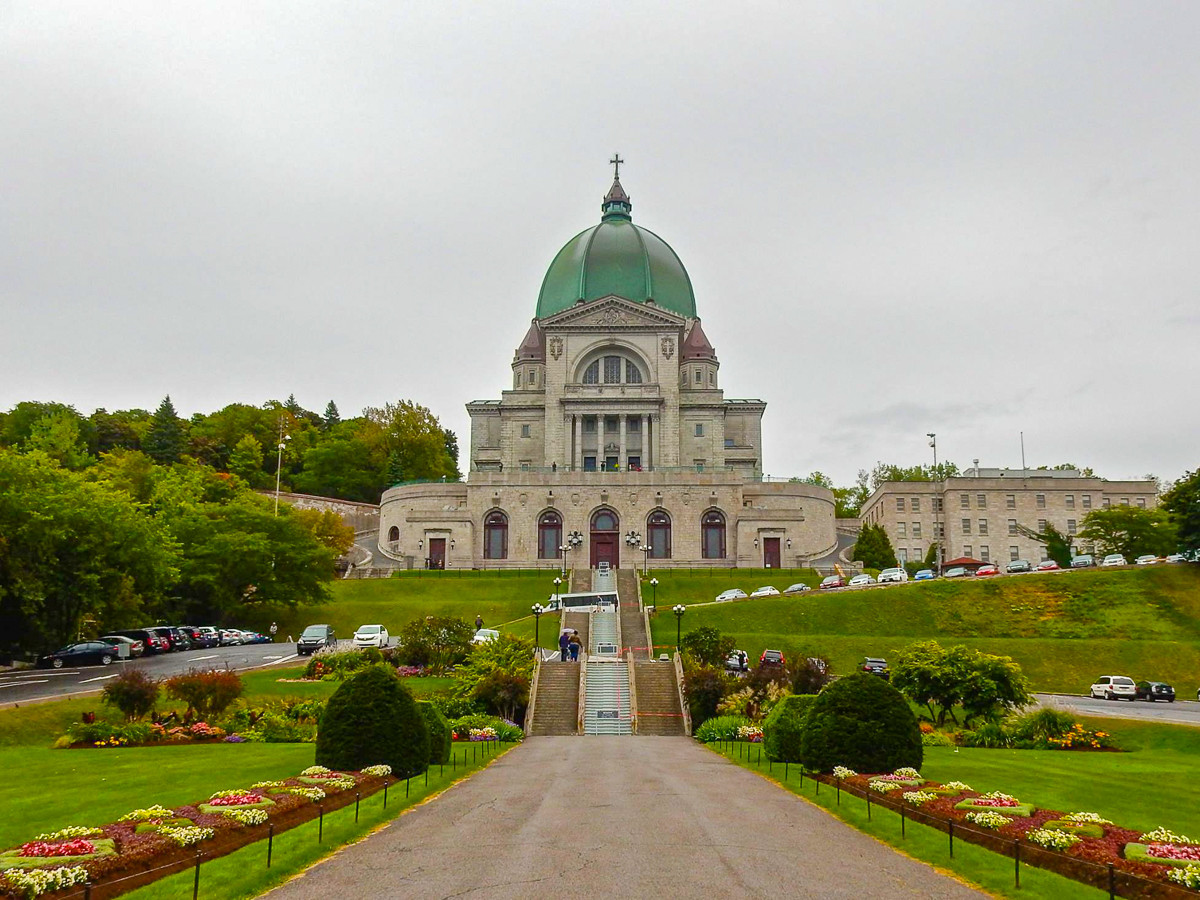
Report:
859,468,1158,566
378,172,838,570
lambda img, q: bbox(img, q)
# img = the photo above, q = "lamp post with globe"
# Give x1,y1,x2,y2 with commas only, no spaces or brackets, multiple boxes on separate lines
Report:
531,604,544,650
673,604,686,651
552,577,562,610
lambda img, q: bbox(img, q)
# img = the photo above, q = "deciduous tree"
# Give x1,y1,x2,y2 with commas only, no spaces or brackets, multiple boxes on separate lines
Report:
1161,469,1200,551
1078,506,1177,559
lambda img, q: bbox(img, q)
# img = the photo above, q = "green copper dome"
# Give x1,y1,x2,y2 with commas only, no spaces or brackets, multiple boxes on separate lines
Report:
535,178,697,320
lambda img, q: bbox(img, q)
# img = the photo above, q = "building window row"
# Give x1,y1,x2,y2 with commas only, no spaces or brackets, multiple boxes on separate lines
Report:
481,508,730,560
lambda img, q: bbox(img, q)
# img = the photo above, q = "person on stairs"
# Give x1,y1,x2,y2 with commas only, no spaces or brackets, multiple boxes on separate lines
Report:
568,631,581,662
558,630,571,662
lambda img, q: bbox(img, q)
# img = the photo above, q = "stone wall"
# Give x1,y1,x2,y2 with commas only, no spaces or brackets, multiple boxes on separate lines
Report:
260,491,380,533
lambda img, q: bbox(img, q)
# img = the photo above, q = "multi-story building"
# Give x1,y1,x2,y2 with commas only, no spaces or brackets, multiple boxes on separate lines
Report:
860,468,1158,566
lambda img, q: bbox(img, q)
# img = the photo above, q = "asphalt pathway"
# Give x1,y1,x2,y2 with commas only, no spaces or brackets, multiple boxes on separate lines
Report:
1036,692,1200,726
267,737,984,899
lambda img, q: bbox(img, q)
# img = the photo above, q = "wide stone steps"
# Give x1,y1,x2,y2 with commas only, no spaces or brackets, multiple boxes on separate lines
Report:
561,611,589,652
635,660,687,736
530,662,580,736
590,609,619,654
584,661,632,735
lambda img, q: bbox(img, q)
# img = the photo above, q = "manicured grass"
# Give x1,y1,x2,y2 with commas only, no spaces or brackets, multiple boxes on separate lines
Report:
240,666,454,701
649,565,1200,692
709,742,1099,898
123,742,517,900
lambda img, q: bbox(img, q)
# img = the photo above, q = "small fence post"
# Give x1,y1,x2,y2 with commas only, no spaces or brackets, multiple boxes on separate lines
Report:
1014,840,1020,888
355,792,361,822
406,775,410,797
948,819,954,857
384,779,389,809
1108,862,1115,899
815,776,820,795
836,777,841,805
867,792,871,821
425,766,429,786
318,805,324,842
267,823,274,867
192,852,201,900
901,805,906,838
84,884,92,900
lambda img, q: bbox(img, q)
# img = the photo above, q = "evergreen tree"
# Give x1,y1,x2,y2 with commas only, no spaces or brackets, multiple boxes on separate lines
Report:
853,523,898,570
386,450,405,485
228,434,265,486
322,400,341,431
143,396,185,464
284,393,303,416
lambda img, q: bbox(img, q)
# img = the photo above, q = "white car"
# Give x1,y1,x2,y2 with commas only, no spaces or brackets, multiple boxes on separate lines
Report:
783,583,811,594
1090,675,1136,701
353,624,389,648
848,574,876,587
878,567,908,584
1134,554,1160,565
715,589,748,602
471,628,500,644
750,586,780,598
1100,554,1127,567
1165,553,1187,563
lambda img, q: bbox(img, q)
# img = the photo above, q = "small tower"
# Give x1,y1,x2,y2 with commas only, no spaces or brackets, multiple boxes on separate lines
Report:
680,319,719,390
512,319,545,391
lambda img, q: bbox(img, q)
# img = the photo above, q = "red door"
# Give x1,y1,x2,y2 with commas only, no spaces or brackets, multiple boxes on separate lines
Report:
428,538,446,570
764,537,781,569
591,535,618,569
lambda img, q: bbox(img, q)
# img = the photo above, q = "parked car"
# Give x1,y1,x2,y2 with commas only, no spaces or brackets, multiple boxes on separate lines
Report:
241,631,273,644
759,649,786,667
724,649,750,673
1100,554,1127,567
354,624,390,648
861,657,890,678
471,628,500,645
37,640,122,669
99,635,144,658
1135,681,1175,702
175,626,215,649
108,628,170,654
147,626,188,652
1070,555,1095,568
848,573,875,586
975,564,1000,577
1005,560,1032,574
297,624,337,656
196,626,221,646
1035,559,1061,571
750,585,780,598
1089,675,1136,700
219,629,243,646
819,575,845,589
715,588,748,602
783,583,811,594
913,569,935,581
878,567,908,584
1164,553,1187,563
1135,554,1160,565
943,566,968,578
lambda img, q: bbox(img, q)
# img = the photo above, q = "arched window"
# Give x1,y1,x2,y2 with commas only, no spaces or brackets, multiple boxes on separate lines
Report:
583,361,599,384
626,360,643,383
580,354,643,385
591,509,618,532
484,510,508,559
647,510,671,559
702,510,726,559
387,525,399,543
537,510,562,559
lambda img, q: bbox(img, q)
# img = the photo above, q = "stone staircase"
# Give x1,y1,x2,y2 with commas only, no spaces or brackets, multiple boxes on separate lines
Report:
529,661,579,735
634,659,687,735
616,570,649,658
569,568,591,592
584,658,632,735
561,610,589,650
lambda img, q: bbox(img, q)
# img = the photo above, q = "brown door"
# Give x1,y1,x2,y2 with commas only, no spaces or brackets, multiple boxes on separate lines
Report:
428,538,446,570
764,537,781,569
591,535,618,569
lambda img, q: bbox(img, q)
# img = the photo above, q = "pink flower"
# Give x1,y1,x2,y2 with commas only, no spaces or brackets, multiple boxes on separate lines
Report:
209,792,263,807
971,798,1019,808
1148,843,1200,861
20,839,96,858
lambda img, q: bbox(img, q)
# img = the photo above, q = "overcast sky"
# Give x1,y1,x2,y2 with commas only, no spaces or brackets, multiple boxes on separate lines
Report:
2,2,1197,486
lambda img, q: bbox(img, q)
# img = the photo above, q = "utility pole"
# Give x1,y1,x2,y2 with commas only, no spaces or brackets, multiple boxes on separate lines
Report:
274,417,290,516
928,433,943,572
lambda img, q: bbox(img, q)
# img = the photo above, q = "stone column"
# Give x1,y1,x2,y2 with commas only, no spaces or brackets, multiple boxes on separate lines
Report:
640,414,648,467
619,415,626,470
574,415,582,471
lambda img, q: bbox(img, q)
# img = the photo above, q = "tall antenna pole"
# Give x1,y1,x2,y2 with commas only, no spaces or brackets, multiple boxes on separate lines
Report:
1020,431,1026,473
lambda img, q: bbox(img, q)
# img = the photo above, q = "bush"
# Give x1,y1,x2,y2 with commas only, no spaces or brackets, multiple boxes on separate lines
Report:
315,665,430,777
1010,707,1075,743
101,669,159,721
679,627,735,668
448,714,523,743
693,715,752,743
303,648,381,681
960,721,1013,748
682,664,732,727
791,656,832,695
763,694,816,762
800,673,922,773
429,695,483,719
417,702,452,764
397,616,475,674
471,669,530,722
921,730,954,747
164,669,244,718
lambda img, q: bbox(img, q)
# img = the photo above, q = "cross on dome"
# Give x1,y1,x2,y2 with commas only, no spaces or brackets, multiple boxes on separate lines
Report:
609,153,624,179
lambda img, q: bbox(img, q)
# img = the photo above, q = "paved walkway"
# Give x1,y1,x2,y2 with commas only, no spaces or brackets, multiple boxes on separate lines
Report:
267,738,984,899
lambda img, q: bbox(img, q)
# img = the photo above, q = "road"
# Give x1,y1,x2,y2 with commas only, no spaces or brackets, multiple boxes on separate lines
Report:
0,643,299,706
1036,692,1200,726
266,736,983,900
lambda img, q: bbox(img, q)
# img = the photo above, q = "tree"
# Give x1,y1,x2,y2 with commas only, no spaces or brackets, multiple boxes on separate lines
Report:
1161,469,1200,551
800,673,922,773
291,507,355,556
293,432,386,503
870,460,960,489
680,626,735,667
316,665,430,777
398,616,476,675
1078,506,1177,559
1016,522,1073,568
763,694,816,762
26,411,92,470
443,429,461,479
852,522,897,569
363,400,458,484
322,401,341,431
681,663,732,727
1,401,87,449
90,408,148,455
228,434,266,486
892,640,1031,726
143,396,186,464
791,656,832,694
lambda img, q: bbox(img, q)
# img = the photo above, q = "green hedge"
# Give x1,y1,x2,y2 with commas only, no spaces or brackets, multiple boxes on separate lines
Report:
315,665,430,777
418,701,452,765
799,673,922,773
763,695,816,762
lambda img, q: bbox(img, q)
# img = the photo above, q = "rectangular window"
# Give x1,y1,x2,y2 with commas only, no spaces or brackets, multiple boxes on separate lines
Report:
911,497,921,512
583,456,596,472
724,438,734,448
898,548,908,563
604,416,619,432
960,493,970,509
1010,546,1020,560
1067,519,1077,535
980,545,990,562
1103,497,1111,508
627,416,640,433
1136,497,1145,508
695,369,702,383
963,544,973,558
912,522,922,538
1036,494,1046,509
977,493,987,508
933,497,943,513
1006,494,1016,509
694,423,704,437
603,356,622,383
515,372,522,387
1121,497,1129,506
978,518,988,535
583,416,596,434
1008,519,1018,535
1082,495,1092,509
1038,518,1047,532
961,518,972,534
896,497,906,512
934,522,944,539
627,455,640,470
897,522,907,538
520,424,531,438
625,360,642,383
529,370,536,386
1065,494,1075,509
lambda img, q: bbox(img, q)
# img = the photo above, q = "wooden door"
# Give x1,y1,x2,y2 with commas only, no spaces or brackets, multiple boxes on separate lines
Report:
428,538,446,570
764,537,781,569
591,535,618,569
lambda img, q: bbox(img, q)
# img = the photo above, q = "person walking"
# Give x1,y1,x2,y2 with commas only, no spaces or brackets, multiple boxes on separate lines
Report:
558,630,570,662
269,622,278,642
568,630,581,662
475,615,484,631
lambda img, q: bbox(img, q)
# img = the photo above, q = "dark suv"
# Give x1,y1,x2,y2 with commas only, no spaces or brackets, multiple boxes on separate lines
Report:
297,625,337,656
109,628,170,654
1135,681,1175,702
759,649,786,667
861,657,890,678
176,625,218,649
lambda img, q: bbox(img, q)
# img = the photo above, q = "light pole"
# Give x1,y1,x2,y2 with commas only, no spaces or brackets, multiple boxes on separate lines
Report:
650,577,658,611
559,544,569,580
531,604,544,649
640,543,651,576
552,577,561,609
928,432,942,573
673,604,686,651
273,418,291,516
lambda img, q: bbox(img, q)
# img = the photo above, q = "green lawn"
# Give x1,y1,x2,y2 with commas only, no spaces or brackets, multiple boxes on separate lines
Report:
649,565,1200,692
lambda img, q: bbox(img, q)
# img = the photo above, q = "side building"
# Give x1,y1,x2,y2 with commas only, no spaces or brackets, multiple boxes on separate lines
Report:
860,468,1158,566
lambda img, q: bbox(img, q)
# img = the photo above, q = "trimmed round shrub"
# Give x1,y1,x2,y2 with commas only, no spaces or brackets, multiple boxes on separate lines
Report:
417,701,451,765
315,665,429,777
799,674,922,773
763,694,816,762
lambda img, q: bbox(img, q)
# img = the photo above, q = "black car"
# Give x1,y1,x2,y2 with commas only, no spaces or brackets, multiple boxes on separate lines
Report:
147,626,189,651
176,625,218,649
109,628,171,654
297,624,336,656
861,657,890,678
1006,560,1033,574
1135,681,1175,702
38,640,121,669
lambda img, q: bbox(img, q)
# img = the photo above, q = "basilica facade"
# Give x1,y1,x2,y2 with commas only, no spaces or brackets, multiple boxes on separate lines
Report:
378,173,837,569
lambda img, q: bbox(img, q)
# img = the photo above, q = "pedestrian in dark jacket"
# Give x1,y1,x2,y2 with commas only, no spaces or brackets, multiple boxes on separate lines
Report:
558,630,570,662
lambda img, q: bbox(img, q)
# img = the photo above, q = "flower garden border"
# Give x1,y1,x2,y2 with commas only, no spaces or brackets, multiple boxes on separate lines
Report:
707,740,1200,900
1,740,510,900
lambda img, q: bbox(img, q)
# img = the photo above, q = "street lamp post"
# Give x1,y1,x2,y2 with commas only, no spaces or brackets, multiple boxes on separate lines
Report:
640,544,651,577
553,577,561,610
559,544,568,580
273,418,291,516
928,433,942,573
531,604,544,650
649,577,658,611
673,604,686,651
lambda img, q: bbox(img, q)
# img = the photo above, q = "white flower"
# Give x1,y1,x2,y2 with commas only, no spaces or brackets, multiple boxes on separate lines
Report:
1142,826,1193,844
894,767,921,779
965,810,1012,829
902,790,938,806
300,765,332,776
251,780,285,789
1168,865,1200,889
2,866,89,897
33,826,102,841
1026,828,1081,851
981,791,1017,802
158,826,215,847
869,781,901,794
831,766,857,779
1063,812,1112,825
943,781,972,792
118,805,175,822
361,765,392,777
220,808,269,826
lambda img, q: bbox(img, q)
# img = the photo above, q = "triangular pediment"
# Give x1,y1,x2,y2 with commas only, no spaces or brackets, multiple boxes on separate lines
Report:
540,295,687,330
